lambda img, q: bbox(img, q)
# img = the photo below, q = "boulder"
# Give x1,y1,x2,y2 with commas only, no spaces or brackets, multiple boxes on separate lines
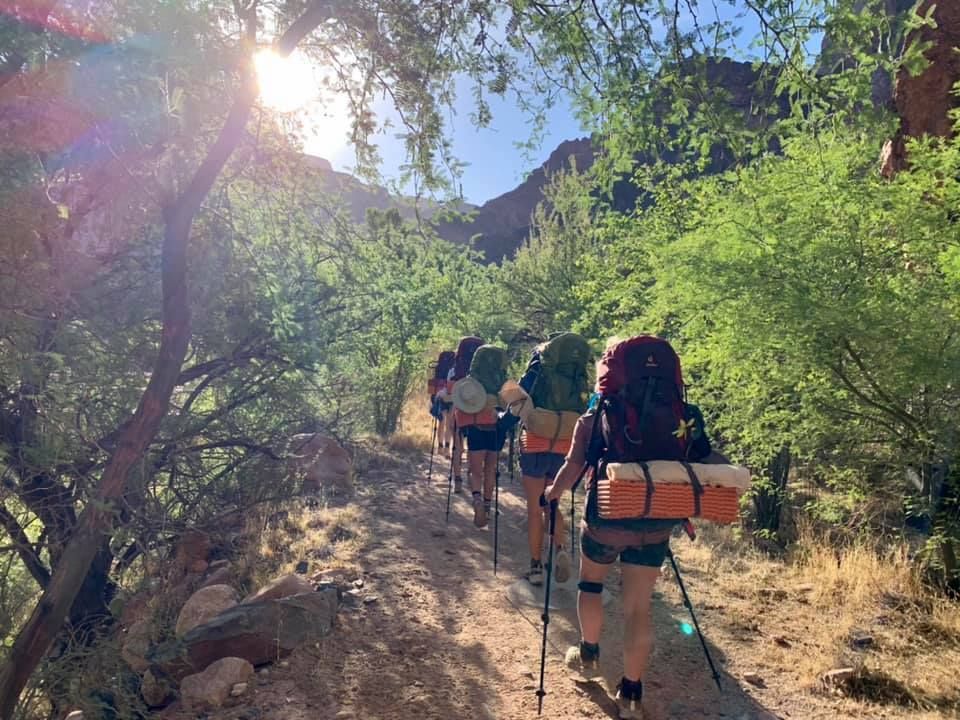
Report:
141,669,175,708
121,619,152,672
118,591,152,628
173,530,211,573
180,657,254,711
175,584,238,637
242,574,314,604
198,564,234,590
149,587,339,679
287,433,352,496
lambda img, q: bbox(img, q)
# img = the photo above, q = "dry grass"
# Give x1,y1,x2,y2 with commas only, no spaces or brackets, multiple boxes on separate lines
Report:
675,521,960,715
392,391,436,452
242,501,369,592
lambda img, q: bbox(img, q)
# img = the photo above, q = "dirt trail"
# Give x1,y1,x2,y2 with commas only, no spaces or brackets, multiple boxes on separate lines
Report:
173,449,939,720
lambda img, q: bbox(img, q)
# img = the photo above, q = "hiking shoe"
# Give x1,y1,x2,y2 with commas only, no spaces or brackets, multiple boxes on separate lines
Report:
554,546,572,584
453,476,463,494
615,678,644,719
564,643,601,681
473,496,488,528
525,560,544,586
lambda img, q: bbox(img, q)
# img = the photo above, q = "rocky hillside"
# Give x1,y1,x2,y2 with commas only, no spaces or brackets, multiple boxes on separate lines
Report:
433,137,597,262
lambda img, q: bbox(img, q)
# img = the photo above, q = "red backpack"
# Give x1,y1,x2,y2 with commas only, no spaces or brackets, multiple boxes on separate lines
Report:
453,336,484,381
593,335,689,463
428,350,456,395
433,351,455,380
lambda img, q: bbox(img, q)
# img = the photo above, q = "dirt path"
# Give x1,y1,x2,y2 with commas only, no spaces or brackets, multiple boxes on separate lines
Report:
183,448,945,720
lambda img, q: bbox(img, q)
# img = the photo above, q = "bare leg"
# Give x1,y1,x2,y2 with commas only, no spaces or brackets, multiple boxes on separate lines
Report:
522,475,546,561
451,429,463,478
482,450,497,499
469,450,484,494
578,554,613,644
620,563,661,681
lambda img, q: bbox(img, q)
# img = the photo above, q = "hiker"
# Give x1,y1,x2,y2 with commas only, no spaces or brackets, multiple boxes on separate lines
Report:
502,333,591,587
543,335,729,719
453,344,508,528
449,336,485,492
429,350,456,456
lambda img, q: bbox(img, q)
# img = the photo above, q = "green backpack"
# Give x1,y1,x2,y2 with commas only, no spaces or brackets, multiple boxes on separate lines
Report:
469,345,508,395
529,332,591,413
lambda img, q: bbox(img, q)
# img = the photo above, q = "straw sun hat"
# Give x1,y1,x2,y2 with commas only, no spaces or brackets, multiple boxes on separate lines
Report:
452,376,488,414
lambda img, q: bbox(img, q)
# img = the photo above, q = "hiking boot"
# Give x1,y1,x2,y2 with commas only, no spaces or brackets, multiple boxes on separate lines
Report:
473,496,488,528
525,559,544,586
453,476,463,494
615,678,644,719
554,546,572,584
564,642,601,681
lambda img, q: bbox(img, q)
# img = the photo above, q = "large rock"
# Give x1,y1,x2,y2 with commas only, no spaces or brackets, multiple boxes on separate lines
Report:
141,668,175,708
175,584,238,637
121,619,152,672
180,657,254,711
198,564,234,590
148,587,339,679
173,530,211,573
287,433,352,496
242,574,314,604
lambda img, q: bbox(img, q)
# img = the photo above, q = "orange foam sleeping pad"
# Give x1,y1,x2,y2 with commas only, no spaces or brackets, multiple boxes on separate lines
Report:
455,407,496,428
596,479,741,524
520,430,572,456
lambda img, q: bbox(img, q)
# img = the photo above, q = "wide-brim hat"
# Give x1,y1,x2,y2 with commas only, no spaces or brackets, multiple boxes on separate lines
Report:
499,380,532,424
452,376,487,414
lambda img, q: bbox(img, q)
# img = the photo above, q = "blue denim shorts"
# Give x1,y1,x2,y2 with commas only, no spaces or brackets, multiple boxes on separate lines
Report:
519,451,565,480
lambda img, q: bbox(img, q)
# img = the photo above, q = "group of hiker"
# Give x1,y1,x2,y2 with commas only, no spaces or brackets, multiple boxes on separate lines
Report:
427,333,747,719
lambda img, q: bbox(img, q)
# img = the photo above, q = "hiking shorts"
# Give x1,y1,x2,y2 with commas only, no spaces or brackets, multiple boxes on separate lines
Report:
581,532,669,567
465,426,499,452
519,451,565,480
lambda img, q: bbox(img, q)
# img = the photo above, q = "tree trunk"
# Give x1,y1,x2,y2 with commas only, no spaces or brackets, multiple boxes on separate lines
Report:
753,444,791,535
0,5,335,713
881,0,960,177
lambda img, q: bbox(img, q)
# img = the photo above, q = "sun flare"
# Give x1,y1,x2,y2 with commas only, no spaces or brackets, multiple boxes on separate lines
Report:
254,49,352,158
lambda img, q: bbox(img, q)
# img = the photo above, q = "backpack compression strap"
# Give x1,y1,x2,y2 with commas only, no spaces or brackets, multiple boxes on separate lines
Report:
679,461,705,517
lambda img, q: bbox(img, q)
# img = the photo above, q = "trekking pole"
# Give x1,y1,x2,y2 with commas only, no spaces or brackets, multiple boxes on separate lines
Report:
493,450,501,575
427,411,438,480
567,464,590,561
667,548,722,691
508,427,515,485
445,421,457,523
536,499,559,715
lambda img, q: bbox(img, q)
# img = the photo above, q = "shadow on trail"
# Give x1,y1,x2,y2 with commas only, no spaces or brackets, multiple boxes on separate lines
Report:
308,445,781,720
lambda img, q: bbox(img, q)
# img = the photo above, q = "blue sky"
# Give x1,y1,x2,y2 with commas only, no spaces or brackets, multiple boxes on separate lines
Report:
317,87,587,206
300,1,824,205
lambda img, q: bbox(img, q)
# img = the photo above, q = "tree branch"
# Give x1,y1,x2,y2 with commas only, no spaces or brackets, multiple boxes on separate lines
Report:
0,505,50,588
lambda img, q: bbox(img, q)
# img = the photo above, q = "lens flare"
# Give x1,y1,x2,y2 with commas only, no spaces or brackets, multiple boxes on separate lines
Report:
680,622,694,636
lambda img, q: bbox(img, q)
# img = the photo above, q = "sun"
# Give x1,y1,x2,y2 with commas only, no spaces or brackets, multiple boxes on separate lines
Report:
254,49,353,158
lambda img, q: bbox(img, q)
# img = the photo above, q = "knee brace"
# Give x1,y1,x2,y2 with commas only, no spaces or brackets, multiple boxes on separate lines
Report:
578,580,603,594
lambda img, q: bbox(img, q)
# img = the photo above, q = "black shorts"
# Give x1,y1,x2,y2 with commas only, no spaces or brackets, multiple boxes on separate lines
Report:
581,532,669,567
519,451,565,480
465,426,498,452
